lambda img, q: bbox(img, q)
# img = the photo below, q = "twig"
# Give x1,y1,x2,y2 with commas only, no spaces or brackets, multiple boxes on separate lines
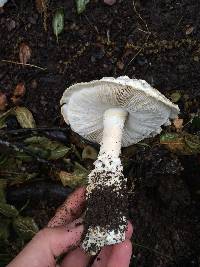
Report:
84,14,99,34
124,1,151,73
0,127,69,136
1,60,47,71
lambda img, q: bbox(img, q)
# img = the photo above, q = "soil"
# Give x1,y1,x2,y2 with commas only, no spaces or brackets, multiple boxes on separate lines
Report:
1,0,200,266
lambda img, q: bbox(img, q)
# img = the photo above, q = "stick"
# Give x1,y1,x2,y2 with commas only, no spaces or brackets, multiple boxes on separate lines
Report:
1,60,47,71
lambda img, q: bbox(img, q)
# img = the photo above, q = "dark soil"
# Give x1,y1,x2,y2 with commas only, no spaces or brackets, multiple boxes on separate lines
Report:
1,0,200,266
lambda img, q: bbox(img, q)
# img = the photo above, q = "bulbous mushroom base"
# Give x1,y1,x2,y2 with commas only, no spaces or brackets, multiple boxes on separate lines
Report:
82,154,128,255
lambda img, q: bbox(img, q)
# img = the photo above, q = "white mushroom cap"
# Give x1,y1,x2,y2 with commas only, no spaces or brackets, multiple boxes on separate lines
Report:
0,0,8,7
61,76,179,147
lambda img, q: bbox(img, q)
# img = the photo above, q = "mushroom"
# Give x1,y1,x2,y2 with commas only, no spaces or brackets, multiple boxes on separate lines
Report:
60,76,179,255
0,0,8,8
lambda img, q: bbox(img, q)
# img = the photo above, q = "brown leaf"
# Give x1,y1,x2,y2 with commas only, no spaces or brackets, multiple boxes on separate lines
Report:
0,92,7,111
35,0,46,14
13,83,26,97
19,43,31,65
173,118,183,132
11,83,26,105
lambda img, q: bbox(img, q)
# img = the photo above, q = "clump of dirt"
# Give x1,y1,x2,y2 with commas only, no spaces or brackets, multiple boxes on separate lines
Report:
85,185,128,232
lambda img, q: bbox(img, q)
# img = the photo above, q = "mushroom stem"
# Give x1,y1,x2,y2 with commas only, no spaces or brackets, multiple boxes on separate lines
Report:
99,108,128,158
82,109,128,255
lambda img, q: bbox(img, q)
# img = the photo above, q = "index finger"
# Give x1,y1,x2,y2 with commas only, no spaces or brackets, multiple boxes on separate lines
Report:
48,187,86,227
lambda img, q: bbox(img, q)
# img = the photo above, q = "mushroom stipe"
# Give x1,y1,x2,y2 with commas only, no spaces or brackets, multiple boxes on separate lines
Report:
82,155,128,254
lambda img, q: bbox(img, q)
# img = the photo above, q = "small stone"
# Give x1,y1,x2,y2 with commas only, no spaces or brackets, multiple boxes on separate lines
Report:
31,79,38,89
104,0,116,5
116,61,124,70
7,19,16,31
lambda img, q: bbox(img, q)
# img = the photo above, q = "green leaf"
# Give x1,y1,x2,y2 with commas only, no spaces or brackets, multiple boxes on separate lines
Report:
0,202,19,218
14,107,36,128
9,172,38,186
0,154,8,166
0,253,12,266
170,91,181,103
160,133,180,142
0,108,15,129
59,162,88,188
160,132,200,155
52,8,64,42
0,218,10,241
191,116,200,130
82,145,97,160
184,134,200,152
76,0,90,14
25,136,70,160
14,152,33,162
13,216,39,241
27,145,50,159
0,180,7,203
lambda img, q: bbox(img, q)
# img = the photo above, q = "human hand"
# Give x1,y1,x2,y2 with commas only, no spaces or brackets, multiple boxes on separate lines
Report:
7,187,133,267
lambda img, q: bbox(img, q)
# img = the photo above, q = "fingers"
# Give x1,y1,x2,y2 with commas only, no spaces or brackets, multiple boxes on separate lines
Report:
60,247,90,267
7,225,84,267
92,246,113,267
125,220,133,239
91,220,133,267
48,187,86,227
46,225,84,257
107,240,132,267
66,217,84,230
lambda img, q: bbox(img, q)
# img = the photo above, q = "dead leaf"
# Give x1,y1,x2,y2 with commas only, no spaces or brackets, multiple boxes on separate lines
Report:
58,170,87,188
173,118,183,132
160,133,185,153
19,43,31,66
160,132,200,155
14,107,36,128
35,0,45,13
170,91,181,103
0,92,7,111
82,145,98,160
11,83,26,104
35,0,48,31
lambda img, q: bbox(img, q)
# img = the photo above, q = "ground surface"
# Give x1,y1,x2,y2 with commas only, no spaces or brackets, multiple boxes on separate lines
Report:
0,0,200,266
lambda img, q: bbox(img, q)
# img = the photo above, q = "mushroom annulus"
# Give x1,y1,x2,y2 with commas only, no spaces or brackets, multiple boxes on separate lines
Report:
60,76,179,255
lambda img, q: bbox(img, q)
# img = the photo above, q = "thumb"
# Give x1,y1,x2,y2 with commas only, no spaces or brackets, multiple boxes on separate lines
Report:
7,225,84,267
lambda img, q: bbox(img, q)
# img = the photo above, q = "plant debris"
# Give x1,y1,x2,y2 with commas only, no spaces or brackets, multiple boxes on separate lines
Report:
35,0,48,31
11,83,26,105
0,92,7,111
19,43,31,66
14,107,36,128
52,8,64,43
75,0,90,14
